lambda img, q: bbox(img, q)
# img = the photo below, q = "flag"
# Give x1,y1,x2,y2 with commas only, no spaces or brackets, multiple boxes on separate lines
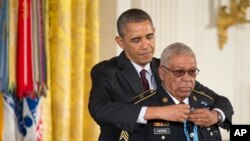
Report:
0,0,9,94
21,97,43,141
16,0,34,98
0,1,17,141
0,0,46,140
2,94,17,141
16,0,46,140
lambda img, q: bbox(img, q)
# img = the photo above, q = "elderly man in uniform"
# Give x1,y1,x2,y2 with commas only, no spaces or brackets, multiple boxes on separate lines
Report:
128,42,234,141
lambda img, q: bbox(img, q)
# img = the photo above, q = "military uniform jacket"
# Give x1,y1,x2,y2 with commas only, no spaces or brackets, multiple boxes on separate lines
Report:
128,83,234,141
88,51,234,141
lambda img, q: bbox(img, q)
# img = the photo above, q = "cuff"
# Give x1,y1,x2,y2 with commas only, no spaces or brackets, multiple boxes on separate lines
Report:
136,106,148,124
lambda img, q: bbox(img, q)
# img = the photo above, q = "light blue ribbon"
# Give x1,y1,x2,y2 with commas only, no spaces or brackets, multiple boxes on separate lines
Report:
184,121,199,141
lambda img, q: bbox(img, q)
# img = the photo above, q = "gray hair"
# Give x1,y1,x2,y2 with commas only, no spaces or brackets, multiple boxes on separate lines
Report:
117,8,153,37
160,42,196,67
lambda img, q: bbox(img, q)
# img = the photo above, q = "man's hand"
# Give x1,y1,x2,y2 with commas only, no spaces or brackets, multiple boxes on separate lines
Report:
188,108,218,127
145,104,190,123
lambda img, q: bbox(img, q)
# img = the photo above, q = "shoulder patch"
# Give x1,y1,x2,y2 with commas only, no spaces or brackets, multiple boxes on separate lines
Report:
192,89,214,100
128,90,156,104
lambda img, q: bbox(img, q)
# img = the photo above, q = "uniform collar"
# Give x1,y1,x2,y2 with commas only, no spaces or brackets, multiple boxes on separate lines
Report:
161,83,189,104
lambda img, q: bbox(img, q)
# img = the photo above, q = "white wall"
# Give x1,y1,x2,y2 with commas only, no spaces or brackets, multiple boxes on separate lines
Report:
100,0,250,140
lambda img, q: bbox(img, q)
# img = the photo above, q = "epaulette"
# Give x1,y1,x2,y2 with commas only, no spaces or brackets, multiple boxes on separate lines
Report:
128,90,156,104
192,89,214,100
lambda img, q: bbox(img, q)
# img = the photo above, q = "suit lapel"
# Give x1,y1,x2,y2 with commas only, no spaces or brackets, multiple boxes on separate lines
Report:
117,52,144,95
117,52,161,96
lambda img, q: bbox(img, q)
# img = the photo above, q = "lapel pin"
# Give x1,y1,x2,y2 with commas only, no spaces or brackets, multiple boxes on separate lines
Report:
193,96,197,102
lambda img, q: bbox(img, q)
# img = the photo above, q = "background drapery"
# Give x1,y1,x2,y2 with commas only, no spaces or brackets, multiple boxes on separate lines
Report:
44,0,100,141
0,0,100,140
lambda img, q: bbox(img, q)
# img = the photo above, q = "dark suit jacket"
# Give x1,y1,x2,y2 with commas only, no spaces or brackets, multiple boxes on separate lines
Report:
88,51,234,141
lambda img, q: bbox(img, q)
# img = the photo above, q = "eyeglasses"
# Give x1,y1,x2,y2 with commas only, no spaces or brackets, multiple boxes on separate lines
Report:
161,65,200,77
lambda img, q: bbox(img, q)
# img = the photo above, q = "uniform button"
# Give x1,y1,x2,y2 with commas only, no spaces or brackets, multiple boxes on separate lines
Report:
117,124,122,128
162,97,168,103
161,135,165,140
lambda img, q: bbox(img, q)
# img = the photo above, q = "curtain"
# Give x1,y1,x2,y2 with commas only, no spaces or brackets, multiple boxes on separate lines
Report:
0,0,100,140
43,0,100,141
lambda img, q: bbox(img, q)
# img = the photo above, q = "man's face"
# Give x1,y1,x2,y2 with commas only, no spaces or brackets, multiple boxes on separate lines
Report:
159,55,197,101
116,20,155,66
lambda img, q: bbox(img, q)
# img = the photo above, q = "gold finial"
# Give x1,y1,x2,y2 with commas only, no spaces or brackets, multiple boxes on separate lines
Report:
216,0,250,49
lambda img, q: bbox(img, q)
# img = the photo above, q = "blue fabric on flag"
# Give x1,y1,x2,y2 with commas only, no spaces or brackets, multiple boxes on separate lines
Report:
0,0,9,94
22,97,42,141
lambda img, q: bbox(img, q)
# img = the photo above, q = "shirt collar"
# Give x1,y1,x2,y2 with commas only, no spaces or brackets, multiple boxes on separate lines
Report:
131,61,152,76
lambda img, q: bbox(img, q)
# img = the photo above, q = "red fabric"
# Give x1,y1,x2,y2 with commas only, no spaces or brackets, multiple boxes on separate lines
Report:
16,0,34,98
140,69,150,91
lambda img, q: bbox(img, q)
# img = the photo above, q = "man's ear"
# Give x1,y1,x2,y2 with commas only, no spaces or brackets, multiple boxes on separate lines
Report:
115,36,125,49
158,67,164,80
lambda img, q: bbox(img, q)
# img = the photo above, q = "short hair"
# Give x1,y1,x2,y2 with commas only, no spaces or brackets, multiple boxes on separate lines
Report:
160,42,196,67
117,8,153,37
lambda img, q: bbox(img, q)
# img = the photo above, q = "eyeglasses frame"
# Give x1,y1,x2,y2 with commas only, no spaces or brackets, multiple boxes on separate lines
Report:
161,65,200,77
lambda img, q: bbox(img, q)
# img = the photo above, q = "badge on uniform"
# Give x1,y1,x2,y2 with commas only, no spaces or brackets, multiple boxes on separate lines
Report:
154,121,169,126
153,121,170,135
154,128,171,135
